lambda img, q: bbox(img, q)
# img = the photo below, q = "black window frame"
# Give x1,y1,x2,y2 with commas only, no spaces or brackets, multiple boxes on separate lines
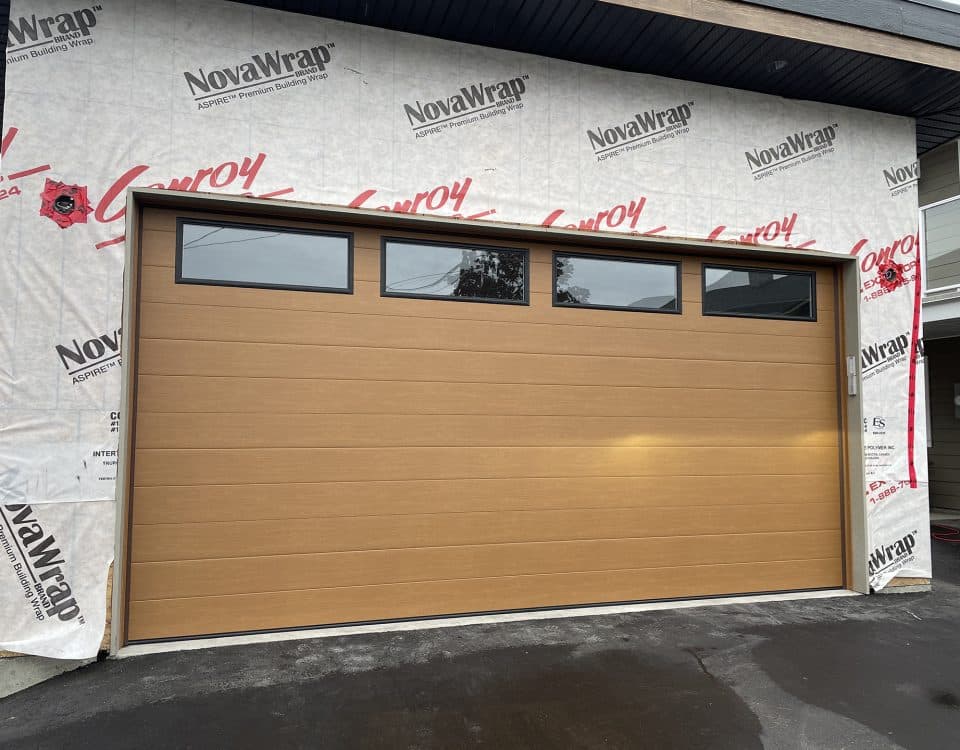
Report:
175,217,354,295
381,236,530,306
552,251,683,315
701,263,817,322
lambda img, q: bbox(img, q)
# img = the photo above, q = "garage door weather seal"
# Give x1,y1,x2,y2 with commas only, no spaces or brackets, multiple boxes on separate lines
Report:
116,588,858,658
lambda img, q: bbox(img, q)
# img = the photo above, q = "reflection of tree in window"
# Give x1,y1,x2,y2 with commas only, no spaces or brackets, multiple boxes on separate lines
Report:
453,249,524,300
555,256,591,304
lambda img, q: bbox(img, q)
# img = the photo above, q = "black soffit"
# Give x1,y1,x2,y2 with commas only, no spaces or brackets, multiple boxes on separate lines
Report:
227,0,960,154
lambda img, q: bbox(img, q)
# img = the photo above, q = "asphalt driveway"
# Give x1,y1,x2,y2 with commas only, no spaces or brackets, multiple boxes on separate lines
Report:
2,534,960,749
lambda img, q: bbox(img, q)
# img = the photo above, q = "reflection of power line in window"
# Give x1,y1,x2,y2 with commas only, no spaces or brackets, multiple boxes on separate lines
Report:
387,262,462,292
387,250,521,297
183,232,284,250
182,227,225,248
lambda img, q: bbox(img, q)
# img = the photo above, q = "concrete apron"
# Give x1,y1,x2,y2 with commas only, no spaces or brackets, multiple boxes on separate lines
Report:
3,589,858,697
2,580,929,698
0,656,96,700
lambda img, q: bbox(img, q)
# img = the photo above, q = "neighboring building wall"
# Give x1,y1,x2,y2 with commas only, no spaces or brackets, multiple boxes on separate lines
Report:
919,140,960,205
927,337,960,510
921,139,960,512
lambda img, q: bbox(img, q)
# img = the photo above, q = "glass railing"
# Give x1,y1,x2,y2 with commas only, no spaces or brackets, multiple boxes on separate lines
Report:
922,195,960,294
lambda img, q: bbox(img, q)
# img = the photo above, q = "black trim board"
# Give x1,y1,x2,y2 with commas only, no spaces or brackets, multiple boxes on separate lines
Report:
831,265,849,589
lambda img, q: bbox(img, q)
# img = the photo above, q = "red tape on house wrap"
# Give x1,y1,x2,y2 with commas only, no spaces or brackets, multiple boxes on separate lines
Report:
906,242,923,488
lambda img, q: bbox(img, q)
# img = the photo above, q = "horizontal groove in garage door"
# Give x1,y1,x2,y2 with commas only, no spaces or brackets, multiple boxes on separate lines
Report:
137,341,837,368
131,445,841,485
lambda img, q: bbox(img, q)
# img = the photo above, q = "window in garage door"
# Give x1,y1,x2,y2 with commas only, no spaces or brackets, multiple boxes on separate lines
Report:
702,264,816,321
123,207,847,643
177,219,353,293
553,252,681,313
382,238,528,303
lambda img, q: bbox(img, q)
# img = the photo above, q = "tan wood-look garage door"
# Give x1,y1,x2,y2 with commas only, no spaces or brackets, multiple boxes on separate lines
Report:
124,207,845,642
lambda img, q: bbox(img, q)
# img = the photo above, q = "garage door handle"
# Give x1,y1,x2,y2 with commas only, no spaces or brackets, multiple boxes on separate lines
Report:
846,355,858,397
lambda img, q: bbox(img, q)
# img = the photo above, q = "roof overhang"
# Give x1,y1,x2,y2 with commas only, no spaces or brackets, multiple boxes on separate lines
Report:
227,0,960,154
5,0,960,151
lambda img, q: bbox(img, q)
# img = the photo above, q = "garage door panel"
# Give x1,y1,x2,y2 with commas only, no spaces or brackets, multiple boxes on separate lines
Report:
133,445,839,486
130,530,843,600
136,375,839,421
142,208,175,231
131,474,840,524
126,557,843,641
136,287,835,338
127,211,845,641
137,339,839,390
134,413,839,450
130,503,840,562
139,266,836,334
138,304,837,363
141,230,176,267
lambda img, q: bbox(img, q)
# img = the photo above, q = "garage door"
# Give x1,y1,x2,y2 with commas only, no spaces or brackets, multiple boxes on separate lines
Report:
124,207,845,642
